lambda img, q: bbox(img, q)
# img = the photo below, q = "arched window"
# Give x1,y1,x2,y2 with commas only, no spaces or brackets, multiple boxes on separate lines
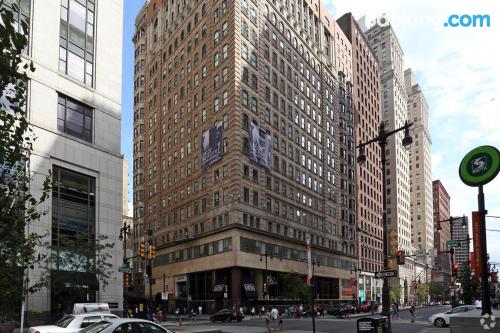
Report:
194,13,199,25
202,3,207,16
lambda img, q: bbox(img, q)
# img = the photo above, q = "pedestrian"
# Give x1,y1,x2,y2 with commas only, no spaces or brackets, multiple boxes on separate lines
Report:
271,306,279,330
251,306,255,318
299,304,304,318
261,305,265,318
265,309,272,332
391,301,400,319
410,303,416,323
198,305,202,316
278,312,283,330
175,308,182,325
191,308,196,321
240,306,244,316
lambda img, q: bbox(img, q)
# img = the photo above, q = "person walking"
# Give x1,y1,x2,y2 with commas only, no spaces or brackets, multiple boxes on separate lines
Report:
278,312,283,330
265,309,272,332
391,301,400,320
410,303,416,323
198,305,202,317
271,306,279,330
251,306,256,319
299,304,304,318
261,305,266,318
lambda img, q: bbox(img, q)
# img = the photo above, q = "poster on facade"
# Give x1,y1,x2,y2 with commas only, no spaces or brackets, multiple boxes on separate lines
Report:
306,238,312,286
249,121,272,170
201,123,223,170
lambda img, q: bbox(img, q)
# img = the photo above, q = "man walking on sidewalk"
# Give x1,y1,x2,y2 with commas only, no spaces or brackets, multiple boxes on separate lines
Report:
409,303,416,323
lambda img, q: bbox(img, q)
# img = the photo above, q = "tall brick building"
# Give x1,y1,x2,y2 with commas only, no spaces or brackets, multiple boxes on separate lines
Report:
337,13,384,303
132,0,362,311
432,180,451,283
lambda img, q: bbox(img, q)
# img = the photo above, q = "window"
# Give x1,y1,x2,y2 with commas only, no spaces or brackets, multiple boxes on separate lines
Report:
59,0,95,85
52,166,95,248
57,94,93,142
242,90,249,106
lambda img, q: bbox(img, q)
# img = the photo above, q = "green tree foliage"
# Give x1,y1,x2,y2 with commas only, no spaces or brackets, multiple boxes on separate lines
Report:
429,281,448,301
460,265,480,305
390,284,401,303
0,0,51,319
416,284,429,303
281,272,312,307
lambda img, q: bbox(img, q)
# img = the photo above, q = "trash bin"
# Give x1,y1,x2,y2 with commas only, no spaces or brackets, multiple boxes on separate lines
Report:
357,315,390,333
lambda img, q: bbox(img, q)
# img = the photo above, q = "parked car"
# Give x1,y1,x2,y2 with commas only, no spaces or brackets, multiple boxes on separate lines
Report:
210,309,244,323
327,304,356,316
28,313,118,333
79,319,176,333
428,305,477,327
357,301,379,313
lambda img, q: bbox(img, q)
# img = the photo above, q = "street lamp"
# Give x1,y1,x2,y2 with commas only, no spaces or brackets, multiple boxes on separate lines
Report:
260,252,272,308
119,222,131,262
356,120,413,332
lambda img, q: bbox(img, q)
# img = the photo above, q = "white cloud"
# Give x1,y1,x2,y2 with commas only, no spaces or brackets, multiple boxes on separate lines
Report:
325,0,500,261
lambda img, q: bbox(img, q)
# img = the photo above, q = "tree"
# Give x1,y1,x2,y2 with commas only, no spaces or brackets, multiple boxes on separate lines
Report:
281,272,312,307
460,265,480,305
389,284,401,303
416,284,429,303
0,0,51,320
429,281,448,301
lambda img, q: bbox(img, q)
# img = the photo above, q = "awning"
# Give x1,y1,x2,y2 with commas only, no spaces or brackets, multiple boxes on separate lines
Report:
243,283,257,299
51,270,99,290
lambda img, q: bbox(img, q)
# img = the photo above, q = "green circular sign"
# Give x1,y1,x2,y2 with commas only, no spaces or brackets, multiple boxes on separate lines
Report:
459,145,500,187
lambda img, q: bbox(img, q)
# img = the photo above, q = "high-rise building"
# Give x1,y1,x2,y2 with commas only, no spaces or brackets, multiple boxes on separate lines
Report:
131,2,148,300
365,18,414,303
134,0,360,310
452,216,469,276
405,69,433,258
337,13,384,303
432,180,451,283
12,0,124,318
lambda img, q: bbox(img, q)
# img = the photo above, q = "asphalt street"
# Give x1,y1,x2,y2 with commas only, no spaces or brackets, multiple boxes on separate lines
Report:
163,306,451,333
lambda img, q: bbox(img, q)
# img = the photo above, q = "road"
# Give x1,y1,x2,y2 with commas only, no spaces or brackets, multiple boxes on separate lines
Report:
164,306,451,333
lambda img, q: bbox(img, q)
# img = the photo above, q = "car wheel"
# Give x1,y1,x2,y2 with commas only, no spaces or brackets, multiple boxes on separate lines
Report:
434,318,446,327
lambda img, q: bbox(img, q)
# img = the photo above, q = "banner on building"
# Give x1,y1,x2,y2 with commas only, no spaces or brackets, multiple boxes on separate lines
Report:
201,123,223,170
306,238,312,286
472,211,481,278
249,121,272,170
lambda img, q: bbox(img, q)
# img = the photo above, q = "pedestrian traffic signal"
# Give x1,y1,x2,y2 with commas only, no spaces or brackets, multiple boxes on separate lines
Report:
140,243,145,258
124,273,130,287
396,250,405,265
149,244,156,260
449,247,455,256
263,283,267,294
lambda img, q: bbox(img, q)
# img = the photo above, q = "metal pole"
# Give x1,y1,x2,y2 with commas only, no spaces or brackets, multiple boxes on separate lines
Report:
449,218,456,308
311,262,316,333
379,127,391,332
478,185,492,315
265,253,268,309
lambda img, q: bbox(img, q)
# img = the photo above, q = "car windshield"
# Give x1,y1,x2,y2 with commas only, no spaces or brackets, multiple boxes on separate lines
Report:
79,321,112,333
56,316,75,328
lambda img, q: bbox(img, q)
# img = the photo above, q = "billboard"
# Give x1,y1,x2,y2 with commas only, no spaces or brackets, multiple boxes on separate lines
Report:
249,121,272,170
201,123,223,170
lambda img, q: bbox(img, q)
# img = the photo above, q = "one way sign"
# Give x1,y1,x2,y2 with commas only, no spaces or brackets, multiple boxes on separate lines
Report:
375,270,397,279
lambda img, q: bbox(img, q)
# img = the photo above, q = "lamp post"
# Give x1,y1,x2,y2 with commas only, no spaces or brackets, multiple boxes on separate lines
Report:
356,120,413,332
119,222,131,263
309,259,320,333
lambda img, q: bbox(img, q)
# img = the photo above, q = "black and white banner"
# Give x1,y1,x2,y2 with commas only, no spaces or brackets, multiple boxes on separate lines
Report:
249,121,272,170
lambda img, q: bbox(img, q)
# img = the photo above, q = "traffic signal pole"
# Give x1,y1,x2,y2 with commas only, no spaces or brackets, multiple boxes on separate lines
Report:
478,185,492,315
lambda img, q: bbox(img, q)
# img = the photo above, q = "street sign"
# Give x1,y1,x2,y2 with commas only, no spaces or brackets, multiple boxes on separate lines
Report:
449,285,459,290
459,145,500,187
118,264,133,273
375,270,397,278
161,292,168,300
447,240,459,247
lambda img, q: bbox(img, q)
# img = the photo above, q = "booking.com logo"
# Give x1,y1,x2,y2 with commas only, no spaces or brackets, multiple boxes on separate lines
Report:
444,14,491,28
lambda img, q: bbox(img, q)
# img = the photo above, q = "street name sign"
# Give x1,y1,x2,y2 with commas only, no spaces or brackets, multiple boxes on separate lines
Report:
375,270,397,278
447,240,459,247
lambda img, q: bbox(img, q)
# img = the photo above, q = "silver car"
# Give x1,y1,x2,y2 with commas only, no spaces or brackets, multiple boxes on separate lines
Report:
79,319,176,333
29,313,119,333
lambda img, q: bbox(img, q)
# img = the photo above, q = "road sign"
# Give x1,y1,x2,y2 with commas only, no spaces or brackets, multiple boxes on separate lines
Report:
449,285,459,290
459,145,500,187
447,240,459,247
161,292,168,300
118,263,133,273
375,270,397,278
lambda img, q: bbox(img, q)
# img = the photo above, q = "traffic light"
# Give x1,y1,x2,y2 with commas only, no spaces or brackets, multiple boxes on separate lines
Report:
396,250,405,265
263,283,268,294
149,244,156,260
140,243,145,258
449,247,455,256
124,273,130,287
452,263,459,277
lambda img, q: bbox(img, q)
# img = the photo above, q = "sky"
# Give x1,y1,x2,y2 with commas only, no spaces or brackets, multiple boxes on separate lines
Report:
121,0,500,262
